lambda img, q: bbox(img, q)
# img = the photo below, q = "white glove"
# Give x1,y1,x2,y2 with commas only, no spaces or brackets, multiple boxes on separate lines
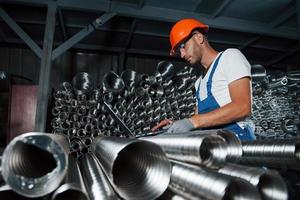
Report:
167,118,194,133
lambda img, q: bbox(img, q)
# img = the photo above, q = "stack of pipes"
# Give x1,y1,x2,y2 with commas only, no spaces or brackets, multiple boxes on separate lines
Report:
0,130,295,200
51,61,197,157
250,65,300,139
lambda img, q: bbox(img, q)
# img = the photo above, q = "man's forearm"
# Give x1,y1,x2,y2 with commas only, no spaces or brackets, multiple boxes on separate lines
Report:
189,102,250,128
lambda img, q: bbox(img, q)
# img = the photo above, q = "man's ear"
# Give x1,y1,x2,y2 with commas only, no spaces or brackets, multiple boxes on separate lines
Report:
194,32,205,44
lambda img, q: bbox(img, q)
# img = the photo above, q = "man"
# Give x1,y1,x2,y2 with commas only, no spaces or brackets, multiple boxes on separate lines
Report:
152,18,256,141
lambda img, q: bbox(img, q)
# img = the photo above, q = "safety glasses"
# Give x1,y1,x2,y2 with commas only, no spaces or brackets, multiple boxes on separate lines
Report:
173,33,197,56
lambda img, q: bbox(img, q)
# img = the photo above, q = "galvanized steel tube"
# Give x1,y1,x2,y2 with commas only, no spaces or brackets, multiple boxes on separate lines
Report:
251,64,267,83
168,129,243,163
52,155,88,200
92,136,171,200
2,132,69,197
140,133,227,168
0,185,42,200
103,71,125,93
79,153,117,200
72,72,93,95
169,161,261,200
218,163,288,200
240,139,300,169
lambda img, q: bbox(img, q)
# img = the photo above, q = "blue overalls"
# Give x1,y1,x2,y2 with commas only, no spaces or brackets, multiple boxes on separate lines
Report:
195,53,256,141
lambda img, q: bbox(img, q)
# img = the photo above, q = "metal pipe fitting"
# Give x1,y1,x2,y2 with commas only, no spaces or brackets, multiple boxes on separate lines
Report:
2,132,69,197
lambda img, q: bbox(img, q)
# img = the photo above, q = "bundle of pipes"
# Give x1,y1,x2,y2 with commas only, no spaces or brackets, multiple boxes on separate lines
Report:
51,61,197,158
140,130,290,200
2,129,297,199
0,132,172,200
249,65,300,139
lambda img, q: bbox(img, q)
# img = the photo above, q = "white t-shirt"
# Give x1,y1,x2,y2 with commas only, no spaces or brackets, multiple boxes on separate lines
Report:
194,48,252,128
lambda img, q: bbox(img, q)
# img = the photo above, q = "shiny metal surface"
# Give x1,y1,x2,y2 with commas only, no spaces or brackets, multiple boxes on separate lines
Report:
140,133,227,168
218,163,288,200
52,155,88,200
175,129,243,163
103,71,125,93
92,136,171,200
156,61,175,81
72,72,93,95
240,139,300,169
121,69,139,88
2,132,69,197
79,153,118,200
159,189,189,200
169,161,261,200
0,185,44,200
251,64,267,83
216,129,243,162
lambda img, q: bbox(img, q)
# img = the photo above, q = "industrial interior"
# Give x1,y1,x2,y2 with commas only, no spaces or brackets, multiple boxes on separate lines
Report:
0,0,300,199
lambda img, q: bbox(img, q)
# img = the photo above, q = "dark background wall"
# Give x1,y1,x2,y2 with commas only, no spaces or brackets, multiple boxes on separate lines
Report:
0,47,196,90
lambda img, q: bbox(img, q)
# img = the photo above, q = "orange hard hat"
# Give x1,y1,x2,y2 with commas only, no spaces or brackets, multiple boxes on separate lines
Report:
169,18,209,56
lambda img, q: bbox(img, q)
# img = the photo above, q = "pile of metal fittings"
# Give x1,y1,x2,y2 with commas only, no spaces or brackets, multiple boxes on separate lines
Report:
0,130,293,200
249,65,300,139
51,61,197,158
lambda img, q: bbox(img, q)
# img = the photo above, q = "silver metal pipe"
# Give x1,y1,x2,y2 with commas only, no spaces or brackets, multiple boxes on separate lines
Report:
281,119,296,133
52,155,88,200
148,83,164,98
2,132,69,197
218,163,288,200
77,94,87,102
52,107,61,116
169,161,261,200
0,185,41,200
159,189,189,200
83,137,93,146
80,146,90,154
251,64,267,83
91,89,102,101
79,154,118,200
103,71,125,93
156,61,175,81
92,136,171,200
140,133,227,169
72,72,93,95
121,69,138,88
267,76,288,89
215,130,243,162
70,138,83,152
60,81,73,92
240,139,300,169
103,92,114,103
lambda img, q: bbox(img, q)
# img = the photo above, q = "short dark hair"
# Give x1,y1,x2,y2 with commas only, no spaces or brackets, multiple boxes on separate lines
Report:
191,28,208,37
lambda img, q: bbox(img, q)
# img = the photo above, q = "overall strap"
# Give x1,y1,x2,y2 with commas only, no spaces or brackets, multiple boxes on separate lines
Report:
207,52,223,96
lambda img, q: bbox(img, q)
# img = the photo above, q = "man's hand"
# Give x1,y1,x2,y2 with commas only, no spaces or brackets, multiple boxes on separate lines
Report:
151,119,173,131
167,118,195,133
